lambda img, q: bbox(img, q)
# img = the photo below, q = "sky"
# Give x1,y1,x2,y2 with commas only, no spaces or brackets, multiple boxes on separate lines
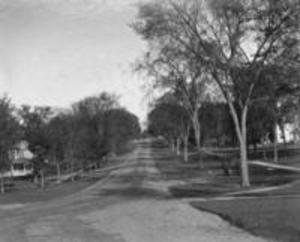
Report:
0,0,149,122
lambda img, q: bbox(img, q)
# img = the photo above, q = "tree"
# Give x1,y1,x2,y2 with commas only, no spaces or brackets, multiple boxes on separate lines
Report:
199,102,234,147
132,6,223,166
69,92,121,169
0,96,21,193
148,100,191,161
103,108,141,154
133,0,300,186
67,93,140,172
250,64,300,161
18,105,52,187
46,115,70,180
72,92,119,116
1,92,139,189
247,101,274,151
148,103,178,150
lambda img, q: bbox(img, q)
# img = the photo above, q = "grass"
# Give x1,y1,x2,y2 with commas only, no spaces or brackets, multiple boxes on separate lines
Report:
0,152,128,205
154,142,300,198
153,140,300,242
0,176,97,205
248,145,300,167
192,193,300,242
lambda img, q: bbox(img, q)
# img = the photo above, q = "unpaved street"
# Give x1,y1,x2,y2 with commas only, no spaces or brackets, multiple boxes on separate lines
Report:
0,139,272,242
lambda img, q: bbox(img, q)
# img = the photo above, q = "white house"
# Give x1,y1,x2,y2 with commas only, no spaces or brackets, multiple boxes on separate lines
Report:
277,114,300,143
4,141,34,178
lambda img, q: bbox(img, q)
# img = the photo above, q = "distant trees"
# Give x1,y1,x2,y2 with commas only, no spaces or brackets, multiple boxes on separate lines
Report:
199,102,234,147
148,100,190,161
69,92,140,161
247,102,274,150
72,92,120,115
0,92,140,191
18,105,52,187
133,0,300,186
0,96,21,193
46,115,70,180
40,93,140,182
103,109,141,154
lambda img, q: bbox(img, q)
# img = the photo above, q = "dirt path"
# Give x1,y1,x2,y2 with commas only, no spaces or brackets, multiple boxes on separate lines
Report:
0,139,272,242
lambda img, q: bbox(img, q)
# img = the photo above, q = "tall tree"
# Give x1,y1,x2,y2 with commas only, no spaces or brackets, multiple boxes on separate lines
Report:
199,102,234,147
133,9,222,166
70,92,121,163
18,105,52,186
133,0,300,186
68,93,140,170
250,64,300,161
148,100,191,161
0,96,21,193
46,115,70,180
72,92,119,116
103,108,141,154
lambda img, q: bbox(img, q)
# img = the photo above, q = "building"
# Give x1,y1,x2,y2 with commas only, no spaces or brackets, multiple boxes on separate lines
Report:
277,114,300,143
4,141,34,178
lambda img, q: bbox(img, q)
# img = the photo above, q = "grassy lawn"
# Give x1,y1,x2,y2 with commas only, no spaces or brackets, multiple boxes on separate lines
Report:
153,140,300,242
192,194,300,242
248,145,300,167
153,140,300,197
0,154,127,205
0,176,98,205
154,146,300,198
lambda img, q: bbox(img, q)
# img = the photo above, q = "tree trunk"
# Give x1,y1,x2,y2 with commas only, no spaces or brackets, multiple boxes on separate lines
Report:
56,162,61,181
71,158,74,182
68,137,75,182
273,121,279,163
228,101,250,187
240,107,250,187
239,139,250,187
171,139,175,153
183,133,189,162
279,123,286,145
263,146,267,160
34,174,39,185
0,176,5,193
192,111,203,167
261,133,268,161
176,137,181,156
193,119,201,152
80,159,84,171
40,169,45,190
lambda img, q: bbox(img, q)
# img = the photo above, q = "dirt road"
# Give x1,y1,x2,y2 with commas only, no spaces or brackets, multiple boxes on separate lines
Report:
0,139,272,242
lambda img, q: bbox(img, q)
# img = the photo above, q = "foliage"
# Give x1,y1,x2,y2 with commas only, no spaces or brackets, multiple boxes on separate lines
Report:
199,102,234,146
18,105,52,174
148,102,188,140
247,101,275,146
0,96,21,173
103,108,141,154
72,92,119,116
15,92,141,178
133,0,300,186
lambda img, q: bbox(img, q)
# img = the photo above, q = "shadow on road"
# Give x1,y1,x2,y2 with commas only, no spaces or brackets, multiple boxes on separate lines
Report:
98,186,170,200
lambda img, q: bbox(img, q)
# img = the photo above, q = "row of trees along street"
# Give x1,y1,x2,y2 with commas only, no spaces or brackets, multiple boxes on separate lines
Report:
133,0,300,187
0,93,140,192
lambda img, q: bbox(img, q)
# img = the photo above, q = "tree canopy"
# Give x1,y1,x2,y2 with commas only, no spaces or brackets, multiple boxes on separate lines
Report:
133,0,300,186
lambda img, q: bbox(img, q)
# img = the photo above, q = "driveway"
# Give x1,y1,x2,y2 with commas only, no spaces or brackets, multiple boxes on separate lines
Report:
0,139,272,242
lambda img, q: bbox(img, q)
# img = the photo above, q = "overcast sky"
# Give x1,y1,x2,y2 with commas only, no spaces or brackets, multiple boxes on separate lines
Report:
0,0,149,121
